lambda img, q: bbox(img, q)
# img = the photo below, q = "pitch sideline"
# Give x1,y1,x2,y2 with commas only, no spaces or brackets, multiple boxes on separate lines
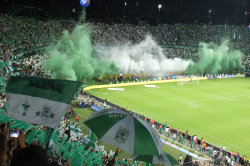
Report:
101,93,250,154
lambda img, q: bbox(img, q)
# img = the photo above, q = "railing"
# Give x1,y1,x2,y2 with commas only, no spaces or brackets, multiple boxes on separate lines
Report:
182,160,216,166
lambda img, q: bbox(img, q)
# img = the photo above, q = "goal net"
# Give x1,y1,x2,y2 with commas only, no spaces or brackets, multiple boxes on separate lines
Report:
177,78,199,86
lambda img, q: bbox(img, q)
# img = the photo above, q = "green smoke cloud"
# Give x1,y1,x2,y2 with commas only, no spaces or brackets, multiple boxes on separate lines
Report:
187,40,244,74
44,11,119,80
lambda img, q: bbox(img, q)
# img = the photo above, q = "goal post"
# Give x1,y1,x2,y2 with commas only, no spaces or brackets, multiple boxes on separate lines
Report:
177,80,183,86
177,77,199,86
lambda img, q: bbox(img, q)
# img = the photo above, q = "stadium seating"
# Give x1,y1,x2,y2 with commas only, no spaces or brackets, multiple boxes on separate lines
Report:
0,14,250,165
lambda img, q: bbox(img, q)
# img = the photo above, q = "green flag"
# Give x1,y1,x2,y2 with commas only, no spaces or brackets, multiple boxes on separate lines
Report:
5,77,81,129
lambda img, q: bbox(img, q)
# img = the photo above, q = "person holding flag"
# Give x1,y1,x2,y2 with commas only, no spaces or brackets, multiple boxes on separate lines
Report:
4,76,81,148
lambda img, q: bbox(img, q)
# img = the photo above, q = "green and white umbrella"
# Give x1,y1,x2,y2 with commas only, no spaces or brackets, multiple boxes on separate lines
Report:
130,151,179,166
79,138,99,151
84,109,162,156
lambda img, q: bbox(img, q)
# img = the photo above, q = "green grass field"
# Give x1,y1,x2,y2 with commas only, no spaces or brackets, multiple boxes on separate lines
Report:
72,108,202,163
87,78,250,157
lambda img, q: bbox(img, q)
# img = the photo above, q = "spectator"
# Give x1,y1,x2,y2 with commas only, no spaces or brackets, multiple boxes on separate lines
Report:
231,150,234,157
178,154,182,164
237,153,241,163
202,142,206,152
227,155,231,166
10,145,49,166
150,119,154,127
169,125,172,134
200,137,204,144
0,133,7,165
225,154,229,165
231,158,235,166
185,130,188,139
163,122,167,130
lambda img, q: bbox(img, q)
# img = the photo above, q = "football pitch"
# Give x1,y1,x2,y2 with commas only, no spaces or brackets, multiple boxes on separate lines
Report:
88,78,250,157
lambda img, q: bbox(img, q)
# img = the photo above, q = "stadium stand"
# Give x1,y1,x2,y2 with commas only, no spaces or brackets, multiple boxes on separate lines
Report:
0,14,250,165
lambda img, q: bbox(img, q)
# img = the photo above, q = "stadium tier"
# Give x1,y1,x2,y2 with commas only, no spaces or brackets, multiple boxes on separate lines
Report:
0,11,250,166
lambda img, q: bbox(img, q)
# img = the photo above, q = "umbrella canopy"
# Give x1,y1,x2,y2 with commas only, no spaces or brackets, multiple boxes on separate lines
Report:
130,151,179,166
79,138,99,151
84,109,162,156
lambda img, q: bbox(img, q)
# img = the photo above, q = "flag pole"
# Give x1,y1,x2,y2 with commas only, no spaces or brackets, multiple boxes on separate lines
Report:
44,127,55,149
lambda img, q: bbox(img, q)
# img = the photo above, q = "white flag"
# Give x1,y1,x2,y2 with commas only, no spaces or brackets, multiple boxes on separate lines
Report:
5,77,81,129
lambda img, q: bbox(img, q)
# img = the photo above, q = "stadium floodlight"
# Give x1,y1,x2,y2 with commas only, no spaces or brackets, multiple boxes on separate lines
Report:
158,4,162,17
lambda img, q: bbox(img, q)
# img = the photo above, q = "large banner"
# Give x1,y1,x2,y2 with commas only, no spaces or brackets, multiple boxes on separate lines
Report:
161,139,205,159
90,104,103,112
207,75,216,79
236,74,245,78
226,75,236,78
236,74,241,78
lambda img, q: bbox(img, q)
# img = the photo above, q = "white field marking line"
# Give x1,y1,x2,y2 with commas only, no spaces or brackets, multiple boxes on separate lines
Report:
90,82,223,94
170,86,223,92
184,95,250,103
91,91,109,95
78,115,87,119
142,89,186,104
103,93,250,153
231,82,249,87
143,89,249,104
185,94,250,103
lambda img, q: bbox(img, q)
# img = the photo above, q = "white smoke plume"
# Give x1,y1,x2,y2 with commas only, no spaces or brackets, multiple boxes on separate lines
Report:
100,35,190,76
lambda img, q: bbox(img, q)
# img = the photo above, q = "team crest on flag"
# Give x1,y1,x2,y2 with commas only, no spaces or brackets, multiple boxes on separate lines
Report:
22,101,30,116
5,77,81,129
41,105,51,121
36,105,55,121
114,126,130,143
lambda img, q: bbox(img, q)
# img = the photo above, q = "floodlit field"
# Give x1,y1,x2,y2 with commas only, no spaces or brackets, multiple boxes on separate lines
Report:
88,78,250,156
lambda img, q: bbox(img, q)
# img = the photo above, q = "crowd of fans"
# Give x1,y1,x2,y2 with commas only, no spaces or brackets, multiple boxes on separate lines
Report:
0,108,132,166
0,14,249,63
0,14,250,165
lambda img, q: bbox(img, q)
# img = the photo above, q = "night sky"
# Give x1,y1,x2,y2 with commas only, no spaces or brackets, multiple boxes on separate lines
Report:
0,0,249,24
